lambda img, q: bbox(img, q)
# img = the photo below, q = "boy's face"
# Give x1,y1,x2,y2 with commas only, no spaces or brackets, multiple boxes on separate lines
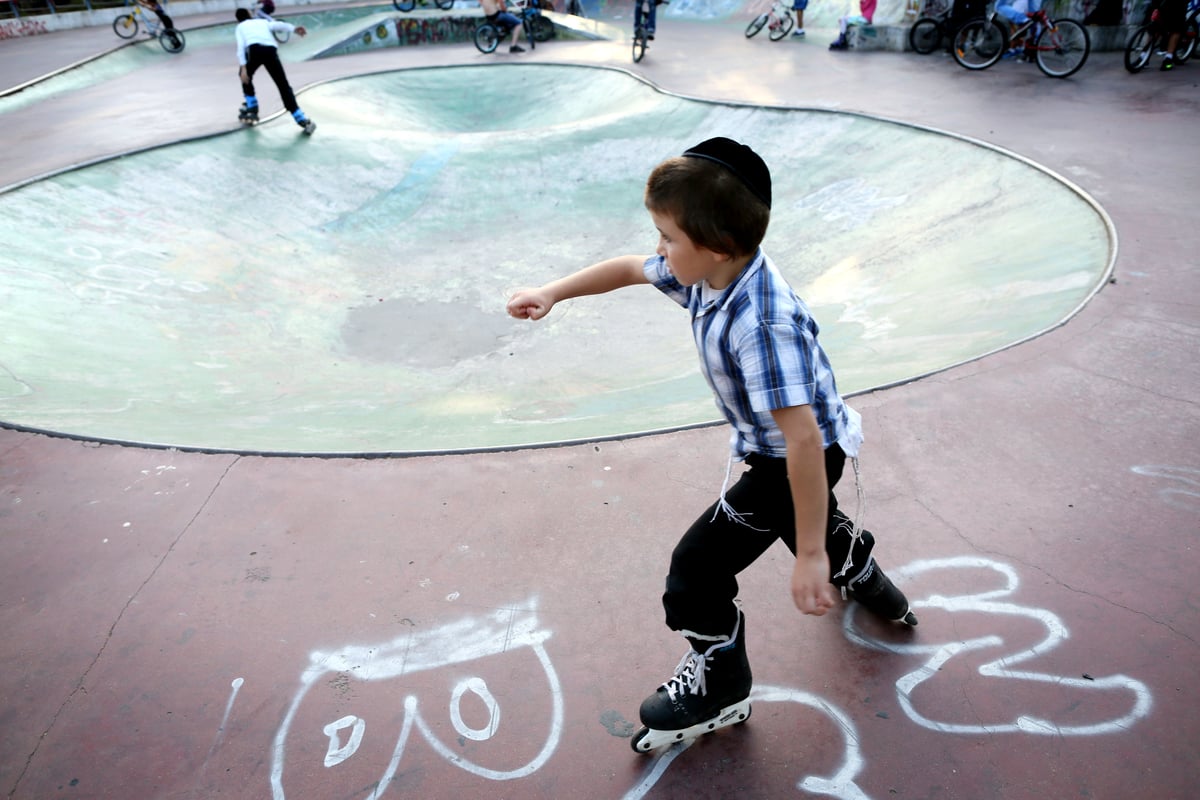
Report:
649,210,730,288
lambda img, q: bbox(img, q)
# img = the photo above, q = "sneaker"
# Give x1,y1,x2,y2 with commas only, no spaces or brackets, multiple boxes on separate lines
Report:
510,44,525,52
846,560,918,625
1161,55,1175,70
829,37,848,49
791,28,806,37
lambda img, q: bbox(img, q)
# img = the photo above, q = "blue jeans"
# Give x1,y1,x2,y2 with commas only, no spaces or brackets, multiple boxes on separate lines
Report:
995,0,1040,25
635,0,657,34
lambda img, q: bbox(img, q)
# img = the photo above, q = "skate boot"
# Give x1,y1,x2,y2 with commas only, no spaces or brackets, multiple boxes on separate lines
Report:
846,559,917,626
238,103,259,126
631,610,752,753
300,119,317,136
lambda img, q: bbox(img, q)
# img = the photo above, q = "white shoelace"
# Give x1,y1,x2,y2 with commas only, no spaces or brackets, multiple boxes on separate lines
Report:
663,649,709,701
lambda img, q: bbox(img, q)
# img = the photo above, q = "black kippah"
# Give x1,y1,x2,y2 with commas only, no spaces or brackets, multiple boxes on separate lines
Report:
681,137,772,209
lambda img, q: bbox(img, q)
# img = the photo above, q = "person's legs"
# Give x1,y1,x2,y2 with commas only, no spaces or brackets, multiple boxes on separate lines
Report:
792,0,807,35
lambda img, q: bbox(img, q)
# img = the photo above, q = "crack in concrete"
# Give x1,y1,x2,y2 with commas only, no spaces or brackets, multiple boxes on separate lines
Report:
6,455,242,799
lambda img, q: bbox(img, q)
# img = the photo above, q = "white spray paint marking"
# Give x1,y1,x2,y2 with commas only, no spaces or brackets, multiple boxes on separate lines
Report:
622,685,870,800
322,716,366,767
843,556,1153,736
219,677,244,736
1131,465,1200,512
269,600,563,799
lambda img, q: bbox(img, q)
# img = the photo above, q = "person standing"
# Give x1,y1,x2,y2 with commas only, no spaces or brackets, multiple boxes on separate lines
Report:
234,7,316,134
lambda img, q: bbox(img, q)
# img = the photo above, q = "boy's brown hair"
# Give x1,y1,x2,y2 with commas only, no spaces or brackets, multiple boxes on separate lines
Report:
643,143,771,259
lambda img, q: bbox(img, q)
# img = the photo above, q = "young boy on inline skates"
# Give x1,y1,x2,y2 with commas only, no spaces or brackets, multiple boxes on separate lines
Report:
505,137,915,749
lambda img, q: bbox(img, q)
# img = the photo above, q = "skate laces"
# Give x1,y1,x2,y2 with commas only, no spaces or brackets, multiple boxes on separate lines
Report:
663,649,709,700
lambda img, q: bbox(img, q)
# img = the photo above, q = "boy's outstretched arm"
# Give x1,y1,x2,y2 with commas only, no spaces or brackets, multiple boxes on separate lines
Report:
506,255,650,321
771,404,837,617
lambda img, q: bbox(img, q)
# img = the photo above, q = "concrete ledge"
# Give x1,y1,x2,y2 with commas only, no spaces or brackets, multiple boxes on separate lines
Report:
845,21,1138,52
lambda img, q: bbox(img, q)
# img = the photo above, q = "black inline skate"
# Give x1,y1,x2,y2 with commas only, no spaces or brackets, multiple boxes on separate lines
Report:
845,558,918,626
631,609,753,753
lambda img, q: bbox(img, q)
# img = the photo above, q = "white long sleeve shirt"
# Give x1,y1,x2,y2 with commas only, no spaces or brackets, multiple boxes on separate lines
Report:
235,18,295,65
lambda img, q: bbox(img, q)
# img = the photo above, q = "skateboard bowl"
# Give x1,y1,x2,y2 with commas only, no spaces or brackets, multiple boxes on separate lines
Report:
0,64,1113,455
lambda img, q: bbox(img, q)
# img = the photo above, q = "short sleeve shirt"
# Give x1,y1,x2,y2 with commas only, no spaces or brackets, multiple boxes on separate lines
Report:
644,249,862,459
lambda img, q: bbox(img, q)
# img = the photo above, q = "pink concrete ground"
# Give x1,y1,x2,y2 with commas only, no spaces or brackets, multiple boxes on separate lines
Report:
2,10,1198,800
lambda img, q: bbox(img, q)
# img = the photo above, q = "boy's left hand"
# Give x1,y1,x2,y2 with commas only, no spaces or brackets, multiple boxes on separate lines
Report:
791,551,835,616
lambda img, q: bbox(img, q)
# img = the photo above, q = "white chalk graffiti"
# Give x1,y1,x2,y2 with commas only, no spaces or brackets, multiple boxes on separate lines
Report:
269,600,563,799
624,685,871,800
1132,465,1200,512
263,559,1152,800
843,556,1153,736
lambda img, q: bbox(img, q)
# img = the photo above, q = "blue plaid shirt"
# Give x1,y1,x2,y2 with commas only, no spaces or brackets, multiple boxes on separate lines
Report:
644,250,862,459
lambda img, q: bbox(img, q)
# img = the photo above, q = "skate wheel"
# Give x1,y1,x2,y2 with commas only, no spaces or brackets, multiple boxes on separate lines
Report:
630,727,652,753
901,611,918,626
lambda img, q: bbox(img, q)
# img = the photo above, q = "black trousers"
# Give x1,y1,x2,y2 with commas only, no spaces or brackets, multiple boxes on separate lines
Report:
241,43,298,114
662,444,876,637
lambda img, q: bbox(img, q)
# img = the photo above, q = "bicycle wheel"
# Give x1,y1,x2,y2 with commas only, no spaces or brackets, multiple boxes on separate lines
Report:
952,17,1006,69
113,13,139,39
1035,18,1088,78
473,22,500,52
393,0,416,11
158,27,186,52
909,17,942,53
434,0,455,7
632,26,648,62
272,27,291,43
531,14,553,41
769,12,794,39
1176,14,1197,62
746,13,769,37
1123,25,1154,72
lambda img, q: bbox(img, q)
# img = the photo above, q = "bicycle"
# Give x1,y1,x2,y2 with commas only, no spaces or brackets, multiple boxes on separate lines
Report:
1124,0,1198,71
633,0,652,61
473,0,551,52
745,0,795,40
952,8,1089,77
394,0,455,10
112,1,186,53
908,0,955,53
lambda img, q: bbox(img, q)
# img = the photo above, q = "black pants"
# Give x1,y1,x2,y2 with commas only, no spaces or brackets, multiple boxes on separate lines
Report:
662,444,876,637
242,43,298,114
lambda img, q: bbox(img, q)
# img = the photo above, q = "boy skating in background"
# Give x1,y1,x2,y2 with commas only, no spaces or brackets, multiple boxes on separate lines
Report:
506,137,916,749
233,7,315,134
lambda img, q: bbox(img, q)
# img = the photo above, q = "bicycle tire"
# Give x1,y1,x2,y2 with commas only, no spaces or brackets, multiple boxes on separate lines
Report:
473,22,500,52
746,13,768,37
1123,24,1154,72
909,17,942,53
1177,14,1197,62
393,0,416,11
952,17,1006,69
1035,18,1088,78
113,13,139,39
272,27,291,43
531,14,553,41
435,0,455,7
769,12,794,39
632,26,648,62
158,27,186,53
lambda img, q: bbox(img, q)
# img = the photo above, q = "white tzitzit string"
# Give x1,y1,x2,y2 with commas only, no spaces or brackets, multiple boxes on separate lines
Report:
834,456,868,596
710,455,769,531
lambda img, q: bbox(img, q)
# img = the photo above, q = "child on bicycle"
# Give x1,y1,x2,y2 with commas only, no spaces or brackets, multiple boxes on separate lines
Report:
136,0,174,30
1152,0,1188,70
505,137,916,741
480,0,527,53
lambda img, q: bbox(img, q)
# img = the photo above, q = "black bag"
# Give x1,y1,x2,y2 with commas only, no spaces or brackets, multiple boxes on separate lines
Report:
1083,0,1123,25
